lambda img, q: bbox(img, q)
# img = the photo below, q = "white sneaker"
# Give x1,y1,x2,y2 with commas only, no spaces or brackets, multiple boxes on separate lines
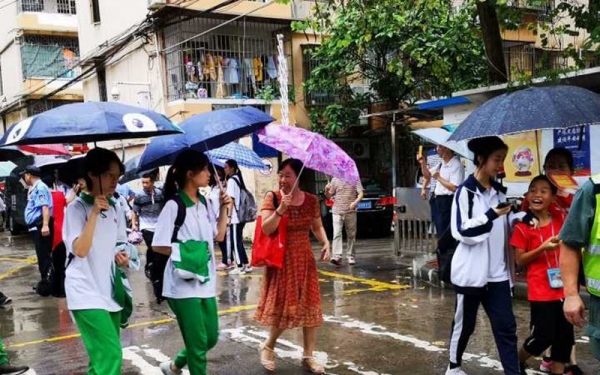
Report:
243,265,253,273
160,361,181,375
229,267,245,276
347,256,356,265
445,366,469,375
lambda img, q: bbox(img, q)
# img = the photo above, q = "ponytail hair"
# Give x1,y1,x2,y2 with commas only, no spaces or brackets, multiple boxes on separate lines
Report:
162,149,210,206
225,159,246,190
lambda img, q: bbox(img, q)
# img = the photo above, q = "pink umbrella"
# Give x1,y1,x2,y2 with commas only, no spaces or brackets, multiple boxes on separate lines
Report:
256,124,360,185
19,144,70,155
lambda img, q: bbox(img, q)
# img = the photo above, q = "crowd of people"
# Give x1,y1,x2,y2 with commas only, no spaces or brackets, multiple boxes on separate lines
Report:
417,136,598,375
1,134,599,375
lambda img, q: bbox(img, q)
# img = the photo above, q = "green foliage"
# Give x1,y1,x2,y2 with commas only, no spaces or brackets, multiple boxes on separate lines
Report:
297,0,488,136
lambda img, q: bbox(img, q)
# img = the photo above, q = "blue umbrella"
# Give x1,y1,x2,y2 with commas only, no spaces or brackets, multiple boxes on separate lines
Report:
206,142,268,170
0,101,183,146
138,107,273,171
449,85,600,141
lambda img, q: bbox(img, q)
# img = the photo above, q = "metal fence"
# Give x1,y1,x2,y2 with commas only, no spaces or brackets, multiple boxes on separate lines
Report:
20,35,80,79
163,16,292,102
511,0,554,12
18,0,77,14
394,187,436,256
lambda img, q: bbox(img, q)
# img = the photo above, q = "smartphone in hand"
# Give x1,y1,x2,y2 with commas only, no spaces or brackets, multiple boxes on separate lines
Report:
496,202,511,209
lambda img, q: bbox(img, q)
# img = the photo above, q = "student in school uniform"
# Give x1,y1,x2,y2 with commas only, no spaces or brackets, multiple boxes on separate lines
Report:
62,148,129,375
152,149,232,375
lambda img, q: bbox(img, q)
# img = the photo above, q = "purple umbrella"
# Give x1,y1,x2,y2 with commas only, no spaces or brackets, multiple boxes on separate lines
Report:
256,124,360,185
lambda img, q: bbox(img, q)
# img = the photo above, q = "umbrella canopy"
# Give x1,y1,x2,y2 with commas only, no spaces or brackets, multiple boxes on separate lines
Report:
138,107,273,171
20,144,70,156
206,142,267,171
34,155,70,169
449,85,600,141
0,161,17,178
256,124,360,185
0,101,183,146
412,128,472,159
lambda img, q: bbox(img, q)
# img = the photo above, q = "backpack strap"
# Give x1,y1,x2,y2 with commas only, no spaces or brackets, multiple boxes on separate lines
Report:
171,195,187,243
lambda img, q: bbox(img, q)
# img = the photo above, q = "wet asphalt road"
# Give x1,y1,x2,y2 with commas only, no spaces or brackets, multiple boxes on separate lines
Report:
1,232,599,375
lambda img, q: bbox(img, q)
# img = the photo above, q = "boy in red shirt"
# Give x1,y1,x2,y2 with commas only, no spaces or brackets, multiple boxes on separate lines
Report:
511,175,574,375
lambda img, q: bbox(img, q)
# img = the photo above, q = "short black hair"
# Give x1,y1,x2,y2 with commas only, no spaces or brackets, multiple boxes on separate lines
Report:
81,148,124,191
141,168,159,181
544,147,574,173
529,174,558,195
278,158,304,177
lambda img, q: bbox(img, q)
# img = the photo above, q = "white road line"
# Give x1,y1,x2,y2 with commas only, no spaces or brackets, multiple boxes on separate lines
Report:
123,346,163,375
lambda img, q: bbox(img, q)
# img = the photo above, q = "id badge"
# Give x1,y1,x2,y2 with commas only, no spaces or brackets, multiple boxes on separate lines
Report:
547,268,564,289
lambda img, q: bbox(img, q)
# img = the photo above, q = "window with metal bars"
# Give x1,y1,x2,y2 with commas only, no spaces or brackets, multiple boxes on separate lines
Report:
163,16,292,102
19,0,76,14
20,35,79,79
90,0,100,23
27,99,73,116
301,45,334,107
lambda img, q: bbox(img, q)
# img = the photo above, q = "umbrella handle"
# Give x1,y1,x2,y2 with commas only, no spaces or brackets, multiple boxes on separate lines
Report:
289,156,308,194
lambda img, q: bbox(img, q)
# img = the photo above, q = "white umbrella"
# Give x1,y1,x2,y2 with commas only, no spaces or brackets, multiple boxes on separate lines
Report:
412,128,472,159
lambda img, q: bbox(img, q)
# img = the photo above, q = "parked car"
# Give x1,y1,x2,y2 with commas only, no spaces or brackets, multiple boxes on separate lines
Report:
321,178,395,238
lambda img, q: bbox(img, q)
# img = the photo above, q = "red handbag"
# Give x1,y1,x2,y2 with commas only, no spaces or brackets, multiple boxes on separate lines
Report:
251,193,288,268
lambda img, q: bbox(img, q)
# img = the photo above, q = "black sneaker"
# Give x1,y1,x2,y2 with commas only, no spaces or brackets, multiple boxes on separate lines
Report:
330,257,342,267
0,293,12,308
0,363,29,375
519,362,528,375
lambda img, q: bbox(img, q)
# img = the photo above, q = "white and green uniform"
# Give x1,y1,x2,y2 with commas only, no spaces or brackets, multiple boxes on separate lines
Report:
153,190,219,375
63,194,127,375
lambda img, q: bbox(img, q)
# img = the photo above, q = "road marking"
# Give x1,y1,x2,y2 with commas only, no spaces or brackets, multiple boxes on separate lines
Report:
8,304,257,349
0,256,37,280
318,270,411,293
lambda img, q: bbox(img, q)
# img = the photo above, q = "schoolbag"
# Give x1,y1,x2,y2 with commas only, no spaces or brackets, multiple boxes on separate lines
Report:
231,177,258,223
437,189,474,285
151,194,187,304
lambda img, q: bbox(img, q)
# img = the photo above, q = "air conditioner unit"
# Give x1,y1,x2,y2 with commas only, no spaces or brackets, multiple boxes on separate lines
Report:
148,0,166,10
335,139,370,160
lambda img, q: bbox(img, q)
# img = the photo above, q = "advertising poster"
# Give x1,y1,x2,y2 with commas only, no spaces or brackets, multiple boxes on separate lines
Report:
553,126,591,177
503,131,541,182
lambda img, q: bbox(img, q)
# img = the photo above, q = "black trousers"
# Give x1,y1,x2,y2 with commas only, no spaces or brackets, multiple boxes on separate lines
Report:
434,195,453,240
229,223,248,266
524,300,574,362
142,229,155,270
448,281,520,375
30,218,54,281
51,242,66,298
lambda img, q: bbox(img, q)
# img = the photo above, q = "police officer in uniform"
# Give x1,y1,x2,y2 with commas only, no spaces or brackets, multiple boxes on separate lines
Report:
20,166,54,282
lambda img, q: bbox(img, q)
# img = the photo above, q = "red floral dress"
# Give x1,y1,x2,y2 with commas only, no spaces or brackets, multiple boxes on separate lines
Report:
254,191,324,329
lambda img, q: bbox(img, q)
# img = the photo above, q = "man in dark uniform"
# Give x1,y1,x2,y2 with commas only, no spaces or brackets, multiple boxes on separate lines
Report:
20,166,54,282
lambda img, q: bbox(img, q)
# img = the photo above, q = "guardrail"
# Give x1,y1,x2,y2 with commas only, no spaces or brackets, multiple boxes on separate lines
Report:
393,187,436,256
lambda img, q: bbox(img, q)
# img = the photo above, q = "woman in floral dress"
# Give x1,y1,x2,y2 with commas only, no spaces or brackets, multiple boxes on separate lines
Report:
255,158,331,374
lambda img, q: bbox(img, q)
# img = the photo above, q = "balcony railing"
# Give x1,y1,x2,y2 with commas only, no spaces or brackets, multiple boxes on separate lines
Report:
509,0,553,12
18,0,77,15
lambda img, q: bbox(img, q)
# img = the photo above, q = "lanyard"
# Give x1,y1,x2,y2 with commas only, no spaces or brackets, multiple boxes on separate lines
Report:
538,219,558,269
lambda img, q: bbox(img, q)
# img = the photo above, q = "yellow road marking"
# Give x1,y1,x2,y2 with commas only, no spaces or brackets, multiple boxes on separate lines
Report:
0,256,37,264
318,270,410,292
9,304,257,349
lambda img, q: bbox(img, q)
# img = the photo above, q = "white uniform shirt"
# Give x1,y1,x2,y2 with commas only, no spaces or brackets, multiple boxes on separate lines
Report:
63,197,127,311
430,156,464,196
152,193,218,299
226,176,242,224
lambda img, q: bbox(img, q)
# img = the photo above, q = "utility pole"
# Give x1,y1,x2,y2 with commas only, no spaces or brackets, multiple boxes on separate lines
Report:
476,0,508,83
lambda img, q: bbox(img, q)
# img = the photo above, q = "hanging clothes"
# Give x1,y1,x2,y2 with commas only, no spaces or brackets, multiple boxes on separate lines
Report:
244,58,257,95
224,58,240,84
266,55,278,79
205,54,216,81
215,56,226,99
253,57,263,82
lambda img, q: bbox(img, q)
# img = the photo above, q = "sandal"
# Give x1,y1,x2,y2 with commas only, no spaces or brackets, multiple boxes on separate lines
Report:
259,343,276,372
301,356,325,374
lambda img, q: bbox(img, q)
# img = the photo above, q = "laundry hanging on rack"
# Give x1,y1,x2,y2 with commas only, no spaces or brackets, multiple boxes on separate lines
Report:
215,57,226,99
266,55,278,79
224,58,240,84
253,57,263,82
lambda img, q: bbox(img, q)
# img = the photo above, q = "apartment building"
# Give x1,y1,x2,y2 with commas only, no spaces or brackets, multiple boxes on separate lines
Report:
0,0,82,132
